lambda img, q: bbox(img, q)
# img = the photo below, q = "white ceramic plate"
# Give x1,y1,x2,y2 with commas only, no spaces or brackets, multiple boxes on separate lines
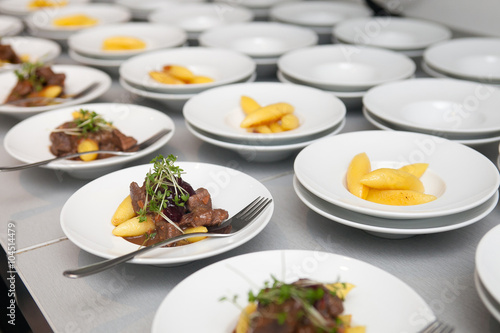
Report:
152,249,435,333
119,47,256,94
476,224,500,304
474,270,500,323
4,103,175,178
68,23,186,59
294,130,500,219
363,78,500,136
68,48,123,68
198,22,317,58
424,38,500,83
0,15,23,35
148,3,253,39
183,82,345,143
294,176,498,239
278,44,415,92
119,73,257,112
186,118,345,162
0,0,89,17
25,3,131,40
333,17,451,51
115,0,202,20
270,1,371,27
362,107,500,146
0,64,111,118
0,36,61,71
61,162,274,264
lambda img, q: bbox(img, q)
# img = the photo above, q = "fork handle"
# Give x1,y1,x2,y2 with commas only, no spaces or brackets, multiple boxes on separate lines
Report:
0,150,134,172
63,232,228,278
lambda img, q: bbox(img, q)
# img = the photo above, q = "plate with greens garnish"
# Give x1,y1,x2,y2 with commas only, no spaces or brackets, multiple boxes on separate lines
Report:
60,157,274,265
4,103,175,178
152,250,435,333
0,64,111,118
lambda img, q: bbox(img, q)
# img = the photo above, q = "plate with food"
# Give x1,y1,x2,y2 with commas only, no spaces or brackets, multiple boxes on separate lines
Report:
294,130,500,219
60,157,274,265
0,36,61,72
152,249,435,332
183,82,346,144
0,63,111,118
0,0,90,17
4,103,174,178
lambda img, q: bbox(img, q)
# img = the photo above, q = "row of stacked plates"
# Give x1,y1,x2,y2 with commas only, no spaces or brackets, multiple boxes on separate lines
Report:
362,78,500,146
293,130,500,238
475,224,500,323
277,44,416,107
118,47,257,111
182,82,346,162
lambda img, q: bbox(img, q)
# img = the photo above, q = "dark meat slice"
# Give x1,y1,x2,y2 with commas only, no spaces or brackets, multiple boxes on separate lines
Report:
186,187,212,211
112,128,137,151
129,181,146,214
155,219,182,247
35,66,66,87
0,45,21,64
6,80,33,102
314,286,344,320
211,208,228,226
49,131,74,156
250,299,302,333
178,207,228,228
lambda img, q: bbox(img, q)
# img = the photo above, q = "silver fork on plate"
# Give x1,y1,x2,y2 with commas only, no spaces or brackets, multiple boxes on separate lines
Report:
0,128,171,172
419,320,455,333
63,196,273,278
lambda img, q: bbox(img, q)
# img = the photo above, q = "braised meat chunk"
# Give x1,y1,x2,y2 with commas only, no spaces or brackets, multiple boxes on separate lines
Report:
0,44,21,64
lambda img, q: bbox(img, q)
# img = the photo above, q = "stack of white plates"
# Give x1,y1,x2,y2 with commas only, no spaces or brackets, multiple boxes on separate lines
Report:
198,21,318,78
0,0,89,17
363,78,500,146
214,0,302,20
0,36,61,72
0,15,23,36
119,47,256,111
293,130,500,238
423,38,500,85
148,3,254,44
183,82,346,162
333,17,452,58
277,44,416,107
25,3,131,42
475,224,500,322
114,0,203,20
269,1,372,44
67,23,187,75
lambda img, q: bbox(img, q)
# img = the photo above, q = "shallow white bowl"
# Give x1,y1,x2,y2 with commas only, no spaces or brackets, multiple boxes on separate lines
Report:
148,3,253,40
115,0,203,20
363,78,500,136
199,22,317,58
424,38,500,83
25,3,131,40
68,48,123,72
61,162,274,263
0,36,61,71
4,103,175,179
0,15,23,35
294,130,500,219
0,64,111,119
214,0,302,19
333,17,451,51
68,23,186,59
476,224,500,306
278,44,415,92
270,1,371,27
0,0,89,17
119,47,256,94
183,82,345,144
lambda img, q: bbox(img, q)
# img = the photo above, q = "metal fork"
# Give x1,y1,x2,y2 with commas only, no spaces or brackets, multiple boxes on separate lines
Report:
0,128,171,172
63,196,272,278
419,320,455,333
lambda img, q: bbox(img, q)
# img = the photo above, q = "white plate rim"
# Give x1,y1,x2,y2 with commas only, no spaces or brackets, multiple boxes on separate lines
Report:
475,224,500,304
474,269,500,322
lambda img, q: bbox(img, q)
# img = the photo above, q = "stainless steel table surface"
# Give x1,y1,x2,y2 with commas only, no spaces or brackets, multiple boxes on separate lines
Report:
1,52,500,333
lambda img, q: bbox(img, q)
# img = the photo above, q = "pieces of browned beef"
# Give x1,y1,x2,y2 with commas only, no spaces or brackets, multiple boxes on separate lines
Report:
0,44,21,64
6,66,66,103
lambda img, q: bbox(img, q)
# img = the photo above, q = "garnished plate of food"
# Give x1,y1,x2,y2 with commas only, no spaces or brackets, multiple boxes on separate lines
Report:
4,103,175,178
152,250,435,332
0,37,61,72
0,0,90,17
0,63,111,118
60,157,274,265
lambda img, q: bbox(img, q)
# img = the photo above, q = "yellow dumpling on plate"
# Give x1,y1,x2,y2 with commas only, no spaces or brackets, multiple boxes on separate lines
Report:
102,36,146,51
53,14,98,27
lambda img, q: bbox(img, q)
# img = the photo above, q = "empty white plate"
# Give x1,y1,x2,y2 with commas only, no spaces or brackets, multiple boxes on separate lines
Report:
0,15,23,35
278,44,415,92
115,0,202,20
476,224,500,306
294,130,500,219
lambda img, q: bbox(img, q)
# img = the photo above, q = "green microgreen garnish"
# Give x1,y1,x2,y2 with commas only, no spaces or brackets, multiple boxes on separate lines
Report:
14,61,45,92
52,109,113,136
137,155,190,233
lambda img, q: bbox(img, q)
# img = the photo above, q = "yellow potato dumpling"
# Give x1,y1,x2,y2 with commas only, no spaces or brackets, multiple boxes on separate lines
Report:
360,168,424,193
240,95,261,115
149,65,214,85
183,226,208,243
240,102,294,128
149,71,184,85
235,303,258,333
398,163,429,178
38,85,62,98
189,76,214,84
29,0,67,8
102,36,146,51
346,152,371,200
111,195,136,226
77,138,99,161
112,216,155,237
365,189,437,206
163,65,194,82
269,122,283,133
281,113,300,131
53,14,98,27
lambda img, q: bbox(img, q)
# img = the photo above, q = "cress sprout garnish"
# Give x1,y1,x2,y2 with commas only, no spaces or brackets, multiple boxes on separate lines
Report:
52,109,113,136
14,61,45,92
137,155,190,233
